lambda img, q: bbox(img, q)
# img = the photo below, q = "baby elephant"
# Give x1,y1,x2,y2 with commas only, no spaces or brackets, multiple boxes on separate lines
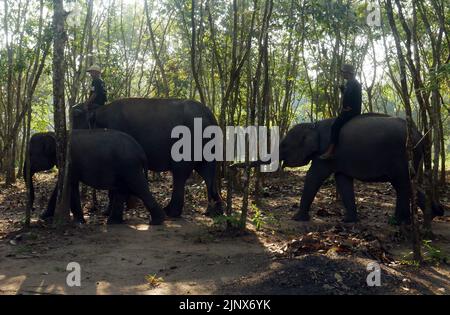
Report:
25,129,165,225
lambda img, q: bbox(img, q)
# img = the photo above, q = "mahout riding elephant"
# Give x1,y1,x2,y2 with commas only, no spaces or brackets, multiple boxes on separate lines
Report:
72,98,223,218
279,113,444,224
24,129,165,225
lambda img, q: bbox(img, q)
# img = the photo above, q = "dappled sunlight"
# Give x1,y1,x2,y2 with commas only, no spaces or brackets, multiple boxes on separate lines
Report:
129,224,150,231
1,170,450,294
96,281,114,295
0,275,27,294
0,271,72,295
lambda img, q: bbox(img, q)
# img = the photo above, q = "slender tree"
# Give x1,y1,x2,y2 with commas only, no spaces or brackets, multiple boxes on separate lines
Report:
385,0,421,262
52,0,71,225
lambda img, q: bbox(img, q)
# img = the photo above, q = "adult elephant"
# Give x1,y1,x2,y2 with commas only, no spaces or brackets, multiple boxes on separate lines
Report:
25,130,165,225
72,98,223,218
279,113,444,224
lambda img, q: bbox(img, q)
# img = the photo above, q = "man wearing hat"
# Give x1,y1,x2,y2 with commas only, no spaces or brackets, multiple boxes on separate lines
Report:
320,64,362,160
84,64,107,111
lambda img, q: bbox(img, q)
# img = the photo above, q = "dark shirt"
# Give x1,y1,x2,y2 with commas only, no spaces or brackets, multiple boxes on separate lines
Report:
90,78,107,106
341,78,362,115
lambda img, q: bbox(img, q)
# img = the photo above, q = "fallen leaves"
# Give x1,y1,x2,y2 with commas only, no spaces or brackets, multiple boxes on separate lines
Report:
279,226,394,263
0,169,449,295
145,274,164,288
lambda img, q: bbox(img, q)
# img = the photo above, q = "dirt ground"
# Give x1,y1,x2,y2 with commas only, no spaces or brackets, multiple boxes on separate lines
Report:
0,169,449,295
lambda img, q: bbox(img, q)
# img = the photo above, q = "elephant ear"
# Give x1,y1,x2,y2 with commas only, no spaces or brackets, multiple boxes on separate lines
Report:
303,126,320,158
72,103,89,129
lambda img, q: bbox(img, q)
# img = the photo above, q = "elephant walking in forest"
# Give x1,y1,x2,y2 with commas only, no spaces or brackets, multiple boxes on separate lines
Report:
25,130,165,225
72,98,223,218
279,113,444,224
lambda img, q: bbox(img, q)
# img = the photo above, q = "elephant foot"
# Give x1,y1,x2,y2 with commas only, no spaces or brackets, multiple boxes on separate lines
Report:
164,204,182,218
107,216,124,225
432,203,445,218
204,201,223,217
149,206,165,226
390,214,411,226
292,211,310,221
343,214,358,223
402,218,412,225
398,216,411,226
40,210,54,221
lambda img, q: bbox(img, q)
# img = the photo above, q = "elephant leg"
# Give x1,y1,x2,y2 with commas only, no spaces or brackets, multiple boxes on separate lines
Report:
41,184,58,220
107,191,126,224
69,181,86,224
392,182,412,225
195,162,223,217
335,173,358,223
293,161,332,221
104,191,128,217
125,173,165,225
164,168,192,218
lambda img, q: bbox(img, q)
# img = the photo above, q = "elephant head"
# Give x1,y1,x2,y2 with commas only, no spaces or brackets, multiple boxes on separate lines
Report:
24,132,57,208
280,123,320,167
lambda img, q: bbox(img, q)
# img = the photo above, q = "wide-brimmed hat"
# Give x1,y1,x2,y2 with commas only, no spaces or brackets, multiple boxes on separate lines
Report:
341,64,355,74
86,64,101,73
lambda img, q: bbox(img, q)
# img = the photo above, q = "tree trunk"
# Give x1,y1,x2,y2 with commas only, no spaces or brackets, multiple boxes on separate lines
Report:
24,101,33,227
52,0,71,225
386,0,421,262
190,0,207,105
240,0,273,230
145,0,170,97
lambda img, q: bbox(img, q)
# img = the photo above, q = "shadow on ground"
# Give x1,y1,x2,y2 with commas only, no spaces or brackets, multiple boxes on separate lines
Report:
1,170,449,294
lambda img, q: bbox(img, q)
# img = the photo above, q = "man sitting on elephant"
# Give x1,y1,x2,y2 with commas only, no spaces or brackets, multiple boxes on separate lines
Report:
85,64,107,112
320,64,362,160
